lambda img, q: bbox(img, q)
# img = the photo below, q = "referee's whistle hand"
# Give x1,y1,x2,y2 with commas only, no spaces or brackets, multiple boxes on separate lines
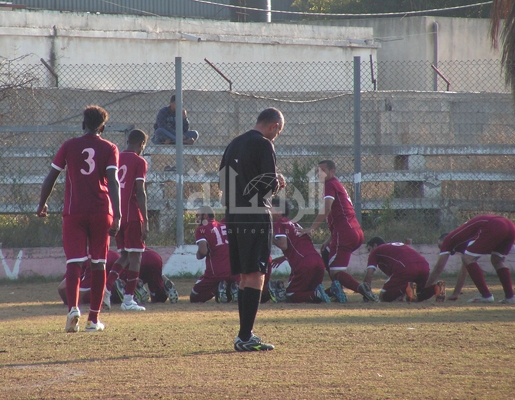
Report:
277,173,286,190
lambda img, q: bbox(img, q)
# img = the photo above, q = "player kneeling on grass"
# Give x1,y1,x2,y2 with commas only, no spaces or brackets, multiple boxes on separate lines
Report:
191,206,241,303
364,237,445,303
425,215,515,304
271,198,330,303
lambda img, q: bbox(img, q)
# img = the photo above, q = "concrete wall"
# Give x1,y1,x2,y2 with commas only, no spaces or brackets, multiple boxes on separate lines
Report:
308,16,504,91
0,9,377,91
325,16,498,63
2,244,513,280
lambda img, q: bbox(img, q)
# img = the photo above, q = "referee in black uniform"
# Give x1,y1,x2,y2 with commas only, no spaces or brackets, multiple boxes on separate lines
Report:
219,108,286,351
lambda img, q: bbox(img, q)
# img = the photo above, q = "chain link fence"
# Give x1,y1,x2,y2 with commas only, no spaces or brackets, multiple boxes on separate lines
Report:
1,57,514,247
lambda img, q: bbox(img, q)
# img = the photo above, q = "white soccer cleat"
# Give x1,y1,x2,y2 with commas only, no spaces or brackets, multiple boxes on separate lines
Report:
230,282,239,302
85,320,105,332
467,294,494,303
314,284,330,303
163,276,179,304
121,300,146,311
134,279,150,304
275,280,287,303
65,307,81,333
498,297,515,304
216,281,229,303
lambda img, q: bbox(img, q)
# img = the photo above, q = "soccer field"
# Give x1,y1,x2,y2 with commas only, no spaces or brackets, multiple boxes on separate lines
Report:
1,277,514,399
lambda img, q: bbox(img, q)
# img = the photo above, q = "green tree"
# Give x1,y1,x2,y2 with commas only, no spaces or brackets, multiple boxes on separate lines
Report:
491,0,515,104
291,1,491,18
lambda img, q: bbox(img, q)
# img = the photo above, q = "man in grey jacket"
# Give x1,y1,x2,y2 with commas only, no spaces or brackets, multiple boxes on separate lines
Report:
151,95,199,145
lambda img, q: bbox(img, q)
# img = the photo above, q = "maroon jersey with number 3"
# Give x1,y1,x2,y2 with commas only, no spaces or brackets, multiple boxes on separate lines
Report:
52,133,118,216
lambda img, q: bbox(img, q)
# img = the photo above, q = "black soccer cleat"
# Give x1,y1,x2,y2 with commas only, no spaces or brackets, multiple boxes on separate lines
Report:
234,335,275,352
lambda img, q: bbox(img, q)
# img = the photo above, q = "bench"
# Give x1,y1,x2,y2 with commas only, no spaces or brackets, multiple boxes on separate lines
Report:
0,124,135,150
2,142,515,217
143,144,515,157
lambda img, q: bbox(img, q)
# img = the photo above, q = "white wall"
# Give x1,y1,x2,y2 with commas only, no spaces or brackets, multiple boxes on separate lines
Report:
0,9,377,91
309,16,503,91
310,16,499,62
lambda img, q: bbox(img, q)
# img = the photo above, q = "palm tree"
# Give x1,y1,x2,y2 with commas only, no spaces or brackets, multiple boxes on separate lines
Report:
491,0,515,101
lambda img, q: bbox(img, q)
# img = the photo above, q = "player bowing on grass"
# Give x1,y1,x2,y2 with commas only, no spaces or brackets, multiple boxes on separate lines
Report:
271,198,330,303
425,214,515,304
191,206,241,303
364,237,445,303
298,160,378,303
191,206,276,303
103,129,149,312
37,105,121,333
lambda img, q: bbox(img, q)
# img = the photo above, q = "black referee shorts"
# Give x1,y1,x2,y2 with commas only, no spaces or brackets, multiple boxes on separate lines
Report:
225,212,271,275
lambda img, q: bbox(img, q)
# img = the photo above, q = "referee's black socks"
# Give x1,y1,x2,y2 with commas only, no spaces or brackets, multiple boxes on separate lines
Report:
238,287,262,342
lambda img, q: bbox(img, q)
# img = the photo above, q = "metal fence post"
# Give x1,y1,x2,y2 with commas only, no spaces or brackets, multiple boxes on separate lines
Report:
433,22,439,91
175,57,184,247
353,56,362,225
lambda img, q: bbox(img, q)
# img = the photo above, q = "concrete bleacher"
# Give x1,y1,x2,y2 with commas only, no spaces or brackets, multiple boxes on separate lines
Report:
2,90,515,223
3,146,515,216
142,143,515,203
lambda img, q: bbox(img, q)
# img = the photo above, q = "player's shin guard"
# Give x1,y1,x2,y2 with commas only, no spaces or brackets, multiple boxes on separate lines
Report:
496,267,514,299
333,271,360,292
465,262,491,297
124,270,139,296
89,268,106,323
106,262,124,292
65,263,82,310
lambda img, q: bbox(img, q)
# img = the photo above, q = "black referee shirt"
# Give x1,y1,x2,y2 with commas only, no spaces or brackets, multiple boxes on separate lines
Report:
219,129,279,212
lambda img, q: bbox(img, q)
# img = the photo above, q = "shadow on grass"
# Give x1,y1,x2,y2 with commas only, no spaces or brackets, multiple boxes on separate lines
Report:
0,353,163,369
0,349,239,370
182,349,236,356
0,301,513,325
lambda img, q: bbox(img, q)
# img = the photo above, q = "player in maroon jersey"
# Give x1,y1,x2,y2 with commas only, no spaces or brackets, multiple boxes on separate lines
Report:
271,198,330,303
191,206,241,303
137,248,178,304
425,215,515,304
364,237,446,302
59,249,178,305
298,160,377,303
103,129,150,312
38,105,121,332
58,250,121,306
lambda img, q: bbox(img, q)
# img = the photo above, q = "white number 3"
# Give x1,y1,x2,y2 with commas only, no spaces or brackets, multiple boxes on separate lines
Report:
80,148,96,175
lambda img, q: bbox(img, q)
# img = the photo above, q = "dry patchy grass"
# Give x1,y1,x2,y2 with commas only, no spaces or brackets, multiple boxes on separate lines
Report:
0,277,514,399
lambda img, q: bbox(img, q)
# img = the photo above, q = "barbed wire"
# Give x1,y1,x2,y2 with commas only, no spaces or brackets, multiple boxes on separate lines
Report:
229,90,352,103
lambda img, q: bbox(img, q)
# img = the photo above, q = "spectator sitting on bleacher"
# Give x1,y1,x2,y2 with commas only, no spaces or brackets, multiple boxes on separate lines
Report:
151,95,199,145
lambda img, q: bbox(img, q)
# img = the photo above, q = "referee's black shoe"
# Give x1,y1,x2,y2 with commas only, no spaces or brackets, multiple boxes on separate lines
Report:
234,334,274,352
